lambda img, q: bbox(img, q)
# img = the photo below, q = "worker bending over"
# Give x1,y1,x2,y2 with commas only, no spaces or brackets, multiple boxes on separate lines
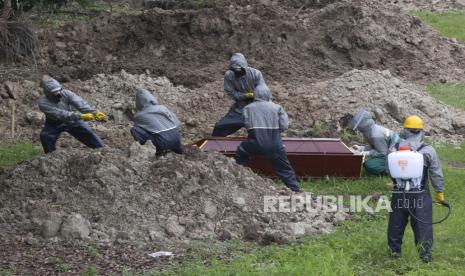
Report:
349,110,399,175
131,88,183,155
387,115,445,262
38,78,105,153
212,53,267,136
235,84,301,192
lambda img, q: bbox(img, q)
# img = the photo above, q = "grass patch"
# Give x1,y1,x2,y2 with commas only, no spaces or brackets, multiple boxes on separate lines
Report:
49,257,70,273
0,269,14,276
34,0,142,28
0,142,42,167
412,10,465,41
157,143,465,275
435,142,465,168
82,266,98,276
426,83,465,110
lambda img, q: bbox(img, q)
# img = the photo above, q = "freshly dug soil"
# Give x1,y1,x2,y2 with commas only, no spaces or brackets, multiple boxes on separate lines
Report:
388,0,465,11
2,69,464,147
24,0,465,87
0,144,347,246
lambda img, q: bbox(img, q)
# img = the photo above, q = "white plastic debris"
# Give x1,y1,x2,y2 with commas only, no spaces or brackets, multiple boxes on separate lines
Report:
148,251,174,258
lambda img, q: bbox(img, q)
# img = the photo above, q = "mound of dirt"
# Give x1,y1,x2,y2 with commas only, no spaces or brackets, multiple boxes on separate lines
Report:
0,143,347,245
1,68,464,147
274,69,465,140
28,0,465,88
388,0,465,11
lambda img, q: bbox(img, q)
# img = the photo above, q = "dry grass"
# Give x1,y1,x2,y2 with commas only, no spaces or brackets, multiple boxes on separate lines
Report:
0,10,38,61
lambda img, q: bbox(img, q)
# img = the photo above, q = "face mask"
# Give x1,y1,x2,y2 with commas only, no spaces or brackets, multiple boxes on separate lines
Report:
400,129,422,139
50,92,62,102
232,67,246,78
399,129,411,139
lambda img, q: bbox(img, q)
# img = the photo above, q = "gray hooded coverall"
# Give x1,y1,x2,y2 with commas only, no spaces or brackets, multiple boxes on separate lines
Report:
235,84,300,192
387,129,445,262
38,78,104,153
131,88,183,154
212,53,267,136
350,110,399,175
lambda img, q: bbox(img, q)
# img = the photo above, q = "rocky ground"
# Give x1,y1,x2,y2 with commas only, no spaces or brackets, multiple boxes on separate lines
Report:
0,143,347,274
1,68,464,148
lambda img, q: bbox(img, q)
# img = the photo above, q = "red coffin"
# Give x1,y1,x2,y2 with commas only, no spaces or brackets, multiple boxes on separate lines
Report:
193,137,363,179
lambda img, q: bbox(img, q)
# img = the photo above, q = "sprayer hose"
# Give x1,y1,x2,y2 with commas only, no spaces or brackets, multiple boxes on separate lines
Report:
403,190,451,225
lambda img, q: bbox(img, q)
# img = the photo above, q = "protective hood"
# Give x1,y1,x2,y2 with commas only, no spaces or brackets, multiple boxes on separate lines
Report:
41,78,62,97
229,53,248,70
254,84,271,102
135,88,158,111
399,129,425,151
349,110,374,131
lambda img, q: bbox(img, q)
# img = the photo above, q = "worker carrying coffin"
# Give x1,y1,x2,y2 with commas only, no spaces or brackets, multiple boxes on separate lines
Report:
235,84,301,192
386,115,446,263
212,53,267,137
131,88,184,155
38,78,106,153
349,110,400,175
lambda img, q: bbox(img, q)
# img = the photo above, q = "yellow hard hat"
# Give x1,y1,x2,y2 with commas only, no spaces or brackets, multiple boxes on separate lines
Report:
403,115,424,129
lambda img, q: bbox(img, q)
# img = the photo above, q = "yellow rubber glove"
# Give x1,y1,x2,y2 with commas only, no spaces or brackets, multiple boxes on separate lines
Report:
80,113,94,121
434,192,445,204
245,92,254,99
95,111,107,121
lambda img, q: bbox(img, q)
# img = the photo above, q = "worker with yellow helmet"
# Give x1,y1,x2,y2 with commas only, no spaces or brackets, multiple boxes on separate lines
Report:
387,115,445,263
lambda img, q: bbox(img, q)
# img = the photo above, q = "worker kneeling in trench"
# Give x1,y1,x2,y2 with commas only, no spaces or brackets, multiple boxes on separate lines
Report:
349,110,400,176
234,84,301,192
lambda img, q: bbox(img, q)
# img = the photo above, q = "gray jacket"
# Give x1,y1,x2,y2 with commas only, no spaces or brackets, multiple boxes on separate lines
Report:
224,53,266,109
399,130,445,192
38,79,96,122
243,84,288,132
351,111,398,157
133,88,181,134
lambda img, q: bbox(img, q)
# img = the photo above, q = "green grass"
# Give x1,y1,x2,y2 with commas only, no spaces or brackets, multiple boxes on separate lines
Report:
426,83,465,110
1,141,463,275
0,142,42,167
35,0,142,28
412,10,465,42
435,142,465,168
157,145,465,275
82,266,98,276
49,257,71,273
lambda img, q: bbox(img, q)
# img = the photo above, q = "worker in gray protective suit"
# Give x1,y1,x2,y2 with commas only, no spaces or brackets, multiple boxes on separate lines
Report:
211,53,267,136
38,78,105,153
235,84,301,192
131,88,184,155
387,115,445,263
348,110,399,175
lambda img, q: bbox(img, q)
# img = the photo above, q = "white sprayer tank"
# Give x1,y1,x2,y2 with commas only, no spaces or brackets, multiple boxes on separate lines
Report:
388,147,424,179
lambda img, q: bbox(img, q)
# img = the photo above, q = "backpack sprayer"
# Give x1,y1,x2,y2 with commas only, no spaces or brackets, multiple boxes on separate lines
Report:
387,146,451,224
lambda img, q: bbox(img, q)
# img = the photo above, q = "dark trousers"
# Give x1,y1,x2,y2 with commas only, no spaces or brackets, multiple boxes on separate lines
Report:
40,120,104,154
131,126,183,155
388,190,433,260
235,139,300,192
212,106,244,137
